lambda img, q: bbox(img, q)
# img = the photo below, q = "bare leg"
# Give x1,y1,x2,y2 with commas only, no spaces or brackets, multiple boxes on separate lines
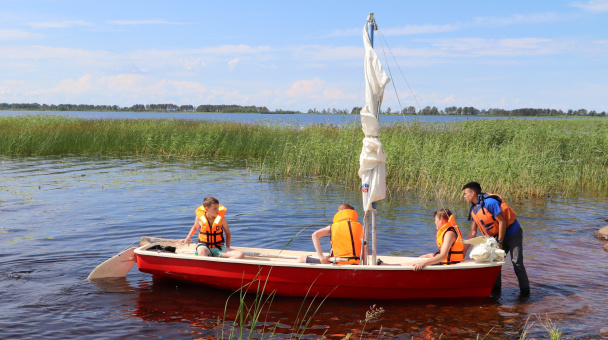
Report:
196,245,210,256
398,259,421,266
221,248,244,259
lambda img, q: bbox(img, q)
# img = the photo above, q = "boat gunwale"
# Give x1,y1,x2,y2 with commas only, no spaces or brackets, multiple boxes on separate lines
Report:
134,244,504,271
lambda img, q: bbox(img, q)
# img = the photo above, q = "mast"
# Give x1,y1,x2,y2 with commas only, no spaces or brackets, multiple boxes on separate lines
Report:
358,12,388,266
369,13,378,266
368,13,375,47
364,13,379,266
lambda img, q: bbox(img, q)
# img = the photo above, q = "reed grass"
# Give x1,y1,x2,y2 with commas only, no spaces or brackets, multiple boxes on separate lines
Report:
1,115,607,200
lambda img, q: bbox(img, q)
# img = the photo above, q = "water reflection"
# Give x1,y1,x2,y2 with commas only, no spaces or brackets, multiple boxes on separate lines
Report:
125,277,511,339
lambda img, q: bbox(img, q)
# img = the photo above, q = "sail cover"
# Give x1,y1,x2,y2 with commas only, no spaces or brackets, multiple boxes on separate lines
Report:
358,23,390,212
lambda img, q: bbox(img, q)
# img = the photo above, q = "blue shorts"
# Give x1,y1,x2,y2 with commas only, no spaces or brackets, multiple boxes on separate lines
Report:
195,244,227,257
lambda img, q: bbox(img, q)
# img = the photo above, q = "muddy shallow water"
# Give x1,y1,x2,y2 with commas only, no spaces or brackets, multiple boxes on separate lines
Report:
1,156,607,339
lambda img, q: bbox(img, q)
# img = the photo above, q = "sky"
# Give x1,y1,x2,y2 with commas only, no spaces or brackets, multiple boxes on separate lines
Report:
1,0,607,112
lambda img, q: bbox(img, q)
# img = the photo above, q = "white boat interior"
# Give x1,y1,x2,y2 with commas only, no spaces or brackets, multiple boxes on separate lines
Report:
136,238,504,270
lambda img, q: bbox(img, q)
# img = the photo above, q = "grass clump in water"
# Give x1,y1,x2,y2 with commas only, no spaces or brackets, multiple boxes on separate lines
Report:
1,115,607,200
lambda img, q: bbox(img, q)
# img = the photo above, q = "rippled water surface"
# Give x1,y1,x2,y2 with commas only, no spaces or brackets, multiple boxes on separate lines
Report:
1,156,607,339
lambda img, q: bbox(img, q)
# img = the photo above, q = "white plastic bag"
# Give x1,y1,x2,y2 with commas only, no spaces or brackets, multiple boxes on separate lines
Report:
464,237,505,262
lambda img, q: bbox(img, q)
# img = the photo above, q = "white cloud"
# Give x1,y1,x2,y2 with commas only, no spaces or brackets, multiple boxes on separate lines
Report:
325,24,458,38
0,45,116,61
0,45,271,75
437,94,456,104
180,57,206,71
382,24,459,36
228,58,240,71
199,45,273,55
0,29,41,40
326,27,360,37
39,74,209,104
107,19,190,25
569,0,608,12
430,37,571,57
325,12,562,39
473,12,561,26
285,78,325,97
27,21,93,29
283,78,356,104
290,45,361,61
322,87,353,100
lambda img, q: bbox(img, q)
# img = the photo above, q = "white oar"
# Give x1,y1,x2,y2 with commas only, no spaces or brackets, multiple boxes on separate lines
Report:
87,247,137,280
87,236,163,280
243,251,299,259
243,252,350,263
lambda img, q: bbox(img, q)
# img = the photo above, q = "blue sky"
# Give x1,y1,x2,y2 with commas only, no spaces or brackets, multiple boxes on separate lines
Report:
1,0,607,112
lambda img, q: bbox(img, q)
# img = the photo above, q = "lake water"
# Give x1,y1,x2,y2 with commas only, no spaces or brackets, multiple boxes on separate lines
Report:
0,110,562,126
1,155,607,339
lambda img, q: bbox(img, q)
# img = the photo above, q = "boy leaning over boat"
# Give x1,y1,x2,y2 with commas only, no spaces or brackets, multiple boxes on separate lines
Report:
462,181,530,297
297,203,363,265
178,196,244,259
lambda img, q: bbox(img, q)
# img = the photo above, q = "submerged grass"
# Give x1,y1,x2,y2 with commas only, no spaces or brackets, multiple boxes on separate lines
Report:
2,115,607,199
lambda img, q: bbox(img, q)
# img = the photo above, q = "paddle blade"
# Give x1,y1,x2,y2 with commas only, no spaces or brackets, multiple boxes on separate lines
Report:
87,247,136,280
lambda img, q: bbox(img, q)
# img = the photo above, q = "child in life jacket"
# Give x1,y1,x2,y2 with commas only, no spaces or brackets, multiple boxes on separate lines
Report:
178,196,244,259
402,208,464,271
297,203,363,265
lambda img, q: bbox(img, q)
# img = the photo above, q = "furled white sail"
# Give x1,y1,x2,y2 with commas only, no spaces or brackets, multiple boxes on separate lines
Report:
358,22,390,213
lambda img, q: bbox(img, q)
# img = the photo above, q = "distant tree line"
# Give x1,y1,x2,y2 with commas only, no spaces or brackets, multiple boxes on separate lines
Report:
409,106,606,116
349,106,606,117
0,103,296,114
307,108,351,114
1,102,605,117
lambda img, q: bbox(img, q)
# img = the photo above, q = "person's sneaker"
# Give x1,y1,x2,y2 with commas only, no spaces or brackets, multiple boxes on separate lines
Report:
520,288,530,296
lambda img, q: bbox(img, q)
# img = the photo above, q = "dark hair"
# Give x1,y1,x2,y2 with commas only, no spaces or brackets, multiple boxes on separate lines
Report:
462,182,482,195
202,196,220,208
434,208,453,221
337,203,355,211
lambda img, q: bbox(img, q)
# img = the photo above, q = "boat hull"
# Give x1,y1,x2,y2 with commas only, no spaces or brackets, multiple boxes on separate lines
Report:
135,246,501,299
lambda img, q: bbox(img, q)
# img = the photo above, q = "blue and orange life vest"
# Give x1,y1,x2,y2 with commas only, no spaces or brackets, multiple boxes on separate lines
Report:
468,193,517,237
330,209,363,265
196,205,227,248
435,215,464,264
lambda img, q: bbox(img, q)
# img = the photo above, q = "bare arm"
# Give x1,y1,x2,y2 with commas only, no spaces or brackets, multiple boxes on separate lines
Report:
494,212,507,249
179,217,201,245
412,231,457,271
311,226,331,264
461,220,478,256
222,218,232,248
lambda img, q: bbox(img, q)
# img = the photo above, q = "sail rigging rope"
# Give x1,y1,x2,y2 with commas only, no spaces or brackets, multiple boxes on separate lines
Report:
376,28,448,211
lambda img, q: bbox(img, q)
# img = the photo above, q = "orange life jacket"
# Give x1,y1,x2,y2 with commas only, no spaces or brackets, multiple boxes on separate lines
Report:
196,205,227,248
469,193,517,237
435,215,465,264
330,209,363,265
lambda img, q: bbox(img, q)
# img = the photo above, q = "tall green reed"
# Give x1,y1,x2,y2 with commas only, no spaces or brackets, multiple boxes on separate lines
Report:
2,115,607,200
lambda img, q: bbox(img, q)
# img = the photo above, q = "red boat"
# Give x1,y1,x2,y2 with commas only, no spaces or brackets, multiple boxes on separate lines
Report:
130,240,502,300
